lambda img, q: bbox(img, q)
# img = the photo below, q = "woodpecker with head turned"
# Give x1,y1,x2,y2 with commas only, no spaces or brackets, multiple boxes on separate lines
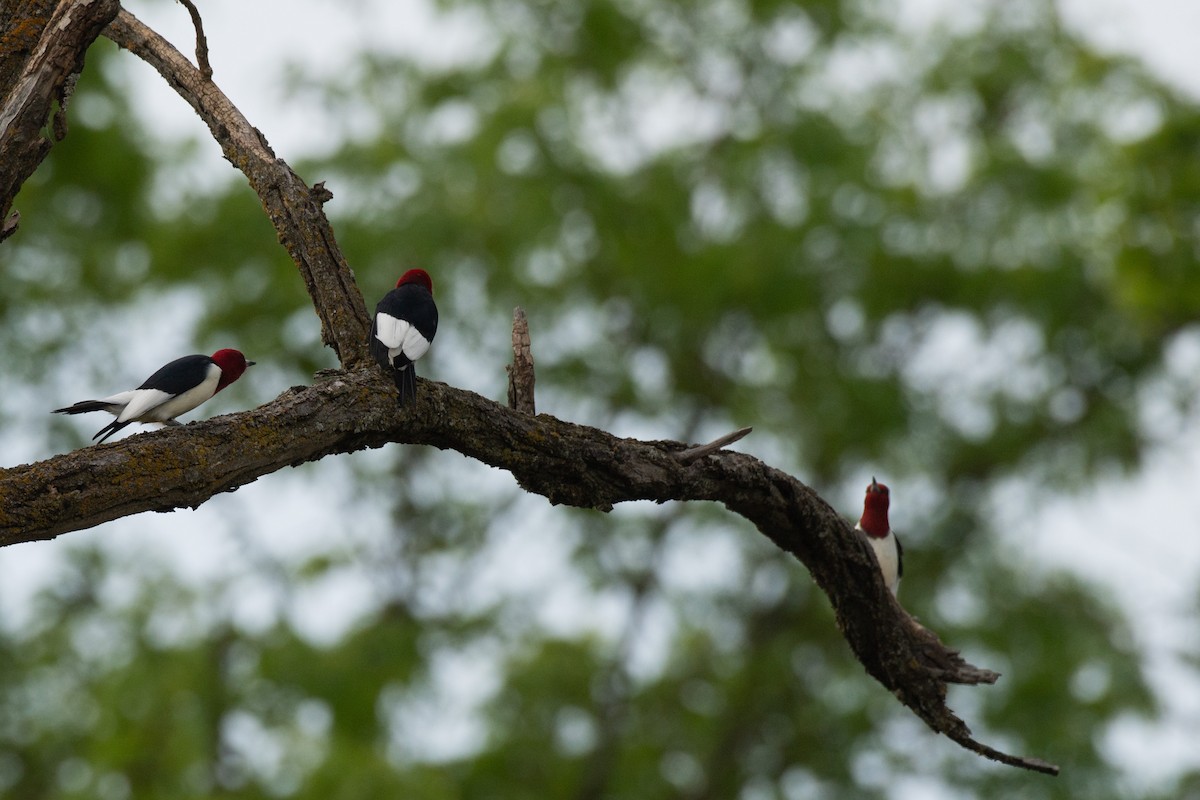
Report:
856,477,903,596
370,269,438,404
53,349,254,444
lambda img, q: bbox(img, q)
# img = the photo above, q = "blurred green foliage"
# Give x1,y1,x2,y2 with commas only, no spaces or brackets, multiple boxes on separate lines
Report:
2,0,1199,796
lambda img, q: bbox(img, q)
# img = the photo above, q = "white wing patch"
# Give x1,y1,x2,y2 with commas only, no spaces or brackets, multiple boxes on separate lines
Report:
373,313,407,349
99,391,138,410
375,312,431,362
117,389,174,423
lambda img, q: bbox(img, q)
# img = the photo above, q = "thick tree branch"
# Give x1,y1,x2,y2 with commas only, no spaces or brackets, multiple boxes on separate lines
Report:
0,0,120,242
0,370,1057,775
102,8,371,367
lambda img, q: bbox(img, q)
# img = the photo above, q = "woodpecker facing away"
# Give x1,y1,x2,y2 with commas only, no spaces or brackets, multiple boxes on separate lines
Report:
53,349,254,444
856,477,903,596
370,269,438,404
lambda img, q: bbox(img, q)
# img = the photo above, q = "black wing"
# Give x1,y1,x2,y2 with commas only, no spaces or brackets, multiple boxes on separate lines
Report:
138,354,215,395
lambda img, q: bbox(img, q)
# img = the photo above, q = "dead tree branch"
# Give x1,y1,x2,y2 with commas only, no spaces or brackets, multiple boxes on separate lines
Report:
174,0,211,80
103,8,371,367
507,306,536,414
675,426,753,464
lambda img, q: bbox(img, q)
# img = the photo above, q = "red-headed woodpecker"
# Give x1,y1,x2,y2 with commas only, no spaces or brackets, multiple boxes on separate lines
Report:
370,269,438,404
856,477,903,596
53,348,254,444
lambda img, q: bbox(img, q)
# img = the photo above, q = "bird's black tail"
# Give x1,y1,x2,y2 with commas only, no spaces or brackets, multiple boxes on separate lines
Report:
395,365,417,405
52,400,113,416
53,400,129,444
93,419,131,444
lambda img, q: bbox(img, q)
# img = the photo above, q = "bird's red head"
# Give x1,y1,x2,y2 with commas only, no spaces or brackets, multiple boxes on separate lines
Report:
859,477,891,538
397,269,433,294
210,348,255,392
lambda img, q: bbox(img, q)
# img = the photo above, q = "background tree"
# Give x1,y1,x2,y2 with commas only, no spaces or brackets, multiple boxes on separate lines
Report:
3,0,1199,797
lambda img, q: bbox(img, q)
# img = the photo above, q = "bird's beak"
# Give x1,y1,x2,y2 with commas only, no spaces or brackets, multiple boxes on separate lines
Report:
247,360,257,367
870,476,878,490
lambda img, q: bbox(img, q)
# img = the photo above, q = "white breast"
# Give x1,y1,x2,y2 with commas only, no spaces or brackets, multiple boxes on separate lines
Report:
857,523,901,596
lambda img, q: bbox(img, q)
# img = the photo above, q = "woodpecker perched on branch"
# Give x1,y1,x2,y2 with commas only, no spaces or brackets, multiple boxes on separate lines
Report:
53,349,254,444
370,269,438,404
856,477,903,596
